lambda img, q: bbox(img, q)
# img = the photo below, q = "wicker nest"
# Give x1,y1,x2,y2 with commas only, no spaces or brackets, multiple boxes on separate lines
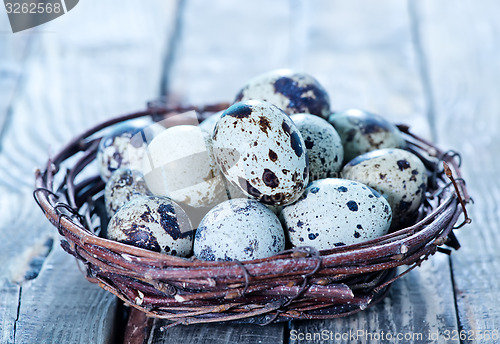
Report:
34,102,471,326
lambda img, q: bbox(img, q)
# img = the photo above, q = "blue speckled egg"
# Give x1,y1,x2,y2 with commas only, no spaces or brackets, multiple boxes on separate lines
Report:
235,69,331,119
194,198,285,261
328,109,406,163
104,168,152,217
281,179,392,250
342,148,427,229
97,119,161,181
290,113,344,180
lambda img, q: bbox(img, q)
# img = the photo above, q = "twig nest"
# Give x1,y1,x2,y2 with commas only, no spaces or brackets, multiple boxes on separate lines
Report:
212,100,309,206
234,69,331,119
328,109,406,163
107,195,194,256
281,178,392,250
342,148,427,230
141,125,227,209
290,113,343,180
194,198,285,261
104,168,152,217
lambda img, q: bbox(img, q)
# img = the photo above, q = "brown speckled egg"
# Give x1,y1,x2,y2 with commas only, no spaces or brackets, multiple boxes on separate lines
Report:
142,125,228,209
342,148,427,230
290,113,344,180
97,119,161,181
194,198,285,261
281,179,392,250
104,168,152,217
212,100,309,206
328,109,406,163
235,69,331,119
107,196,193,256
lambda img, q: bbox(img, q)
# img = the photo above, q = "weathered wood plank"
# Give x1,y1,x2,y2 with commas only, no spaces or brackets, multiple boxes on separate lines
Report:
14,245,119,344
415,0,500,341
289,0,459,342
0,0,179,342
148,322,284,344
0,281,19,344
165,0,293,105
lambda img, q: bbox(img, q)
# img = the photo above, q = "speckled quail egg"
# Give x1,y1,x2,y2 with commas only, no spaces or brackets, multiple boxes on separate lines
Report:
199,110,224,135
281,179,392,250
97,119,164,181
235,69,331,119
223,176,282,215
342,148,427,230
104,168,152,217
194,198,285,261
328,109,406,164
142,125,228,209
212,100,309,206
290,113,343,180
107,196,193,256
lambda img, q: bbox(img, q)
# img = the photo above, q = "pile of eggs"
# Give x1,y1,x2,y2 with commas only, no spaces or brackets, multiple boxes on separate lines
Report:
98,69,428,262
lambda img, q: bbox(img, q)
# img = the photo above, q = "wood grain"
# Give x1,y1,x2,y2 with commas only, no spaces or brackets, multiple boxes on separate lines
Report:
147,322,284,344
0,1,179,342
415,0,500,341
289,0,459,342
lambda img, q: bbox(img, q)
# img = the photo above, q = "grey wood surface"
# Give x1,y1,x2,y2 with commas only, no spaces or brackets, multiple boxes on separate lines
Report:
1,0,498,343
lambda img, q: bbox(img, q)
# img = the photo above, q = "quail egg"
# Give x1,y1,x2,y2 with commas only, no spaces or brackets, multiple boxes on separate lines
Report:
142,125,228,209
194,198,285,261
342,148,427,230
235,69,331,119
328,109,406,163
97,118,161,181
281,179,392,250
290,113,343,180
212,100,309,206
107,196,194,256
104,168,152,217
199,110,224,135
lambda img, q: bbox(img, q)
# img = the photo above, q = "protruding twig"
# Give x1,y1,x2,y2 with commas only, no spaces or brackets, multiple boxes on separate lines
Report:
443,162,472,228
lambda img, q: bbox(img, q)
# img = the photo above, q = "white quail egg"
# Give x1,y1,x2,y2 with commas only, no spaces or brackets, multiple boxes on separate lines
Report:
141,125,228,209
199,110,224,135
342,148,427,230
212,100,309,206
235,69,331,119
290,113,344,180
97,118,160,181
328,109,406,163
107,196,193,256
281,179,392,250
194,198,285,261
104,168,152,217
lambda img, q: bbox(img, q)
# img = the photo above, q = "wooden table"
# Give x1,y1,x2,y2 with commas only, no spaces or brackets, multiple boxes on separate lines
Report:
1,1,498,343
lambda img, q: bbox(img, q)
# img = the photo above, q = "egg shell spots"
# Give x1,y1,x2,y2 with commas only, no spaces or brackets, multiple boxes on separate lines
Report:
193,198,285,261
104,168,152,217
107,196,194,256
142,125,228,209
281,178,392,250
235,69,331,119
290,113,344,180
97,119,158,181
212,100,309,206
328,109,406,163
342,148,428,230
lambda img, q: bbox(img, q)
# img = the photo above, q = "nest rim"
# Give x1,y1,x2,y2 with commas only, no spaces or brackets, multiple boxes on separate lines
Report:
34,101,471,326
